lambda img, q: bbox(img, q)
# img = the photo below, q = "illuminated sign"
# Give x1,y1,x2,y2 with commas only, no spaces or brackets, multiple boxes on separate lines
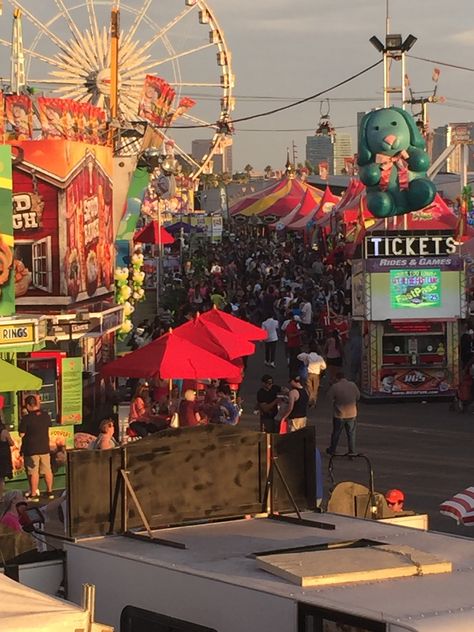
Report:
390,269,441,309
365,235,456,258
0,323,35,345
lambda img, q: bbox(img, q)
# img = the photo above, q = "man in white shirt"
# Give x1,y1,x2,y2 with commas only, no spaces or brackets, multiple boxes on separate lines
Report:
300,295,313,337
297,342,326,406
262,316,279,367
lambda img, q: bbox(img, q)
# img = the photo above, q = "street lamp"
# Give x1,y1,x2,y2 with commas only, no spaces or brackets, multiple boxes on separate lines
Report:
369,33,417,108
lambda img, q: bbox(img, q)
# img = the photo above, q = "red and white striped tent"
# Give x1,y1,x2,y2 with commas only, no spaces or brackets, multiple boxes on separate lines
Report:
230,176,323,223
287,186,340,231
440,487,474,526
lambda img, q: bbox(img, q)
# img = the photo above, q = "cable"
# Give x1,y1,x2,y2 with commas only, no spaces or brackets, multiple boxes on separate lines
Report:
128,59,384,131
407,55,474,73
203,59,381,126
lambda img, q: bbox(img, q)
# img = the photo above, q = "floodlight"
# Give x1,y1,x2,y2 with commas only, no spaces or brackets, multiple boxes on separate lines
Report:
385,34,403,50
369,35,385,53
402,34,418,52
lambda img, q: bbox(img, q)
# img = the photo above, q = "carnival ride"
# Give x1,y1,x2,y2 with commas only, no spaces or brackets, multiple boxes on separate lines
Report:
0,0,234,179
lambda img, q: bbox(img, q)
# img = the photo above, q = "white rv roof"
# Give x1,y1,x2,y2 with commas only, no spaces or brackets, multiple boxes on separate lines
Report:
69,512,474,631
0,572,89,632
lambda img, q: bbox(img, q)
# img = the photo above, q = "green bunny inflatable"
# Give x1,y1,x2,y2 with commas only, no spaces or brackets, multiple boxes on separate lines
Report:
357,106,436,217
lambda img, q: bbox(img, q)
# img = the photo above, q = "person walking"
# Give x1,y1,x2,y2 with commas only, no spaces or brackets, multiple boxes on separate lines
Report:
19,395,54,501
285,315,303,377
297,342,326,407
326,371,360,456
0,404,14,499
283,375,309,432
261,315,279,367
323,330,343,385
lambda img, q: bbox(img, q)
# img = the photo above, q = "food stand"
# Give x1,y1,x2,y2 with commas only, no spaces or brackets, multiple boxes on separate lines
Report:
353,231,465,398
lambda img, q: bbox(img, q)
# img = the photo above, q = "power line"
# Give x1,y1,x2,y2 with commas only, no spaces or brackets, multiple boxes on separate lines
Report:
142,59,383,130
407,54,474,73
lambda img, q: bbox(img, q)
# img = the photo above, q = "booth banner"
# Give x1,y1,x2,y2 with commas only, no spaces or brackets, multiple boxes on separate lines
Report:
366,255,463,272
62,146,114,300
379,367,452,396
0,92,4,140
0,144,14,316
9,424,75,480
61,357,83,424
5,95,33,140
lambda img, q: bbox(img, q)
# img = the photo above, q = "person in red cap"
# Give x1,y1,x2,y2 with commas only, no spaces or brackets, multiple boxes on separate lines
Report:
385,488,405,513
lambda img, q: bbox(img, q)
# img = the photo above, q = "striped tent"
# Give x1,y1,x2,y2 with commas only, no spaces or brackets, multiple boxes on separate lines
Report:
288,186,340,231
230,176,322,223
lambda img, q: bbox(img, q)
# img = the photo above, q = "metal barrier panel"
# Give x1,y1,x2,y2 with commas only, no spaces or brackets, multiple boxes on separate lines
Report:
67,426,316,537
67,447,123,538
271,427,316,513
124,425,266,529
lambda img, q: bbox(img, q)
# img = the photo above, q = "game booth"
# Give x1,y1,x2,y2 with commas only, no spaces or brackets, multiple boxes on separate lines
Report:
352,231,465,398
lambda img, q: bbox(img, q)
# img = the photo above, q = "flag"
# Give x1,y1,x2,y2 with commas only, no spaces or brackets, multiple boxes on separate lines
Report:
139,75,176,128
456,197,467,243
318,161,328,180
432,67,441,83
37,97,65,139
5,94,33,140
343,156,354,176
167,96,196,126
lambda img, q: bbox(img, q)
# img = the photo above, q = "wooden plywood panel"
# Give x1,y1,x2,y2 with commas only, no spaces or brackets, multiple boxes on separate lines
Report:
256,545,452,587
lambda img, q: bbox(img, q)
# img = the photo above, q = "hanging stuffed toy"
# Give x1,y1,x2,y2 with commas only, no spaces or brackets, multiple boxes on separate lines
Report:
357,106,436,217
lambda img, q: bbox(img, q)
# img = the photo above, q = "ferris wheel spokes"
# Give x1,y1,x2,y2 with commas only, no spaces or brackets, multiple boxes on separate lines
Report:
131,5,196,60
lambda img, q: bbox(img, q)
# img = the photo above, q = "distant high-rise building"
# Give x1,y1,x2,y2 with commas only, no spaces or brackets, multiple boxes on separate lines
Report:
432,123,474,173
191,138,233,174
306,136,333,174
305,133,353,175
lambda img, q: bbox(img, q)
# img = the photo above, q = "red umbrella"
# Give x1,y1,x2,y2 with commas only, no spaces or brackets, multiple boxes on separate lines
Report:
174,315,255,360
101,331,241,380
199,307,267,341
133,221,175,245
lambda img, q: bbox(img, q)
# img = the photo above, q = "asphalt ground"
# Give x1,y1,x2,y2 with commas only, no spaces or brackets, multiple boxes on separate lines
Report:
238,339,474,537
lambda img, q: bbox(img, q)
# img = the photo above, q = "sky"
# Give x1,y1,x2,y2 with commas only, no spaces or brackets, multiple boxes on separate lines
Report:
209,0,474,170
0,0,472,173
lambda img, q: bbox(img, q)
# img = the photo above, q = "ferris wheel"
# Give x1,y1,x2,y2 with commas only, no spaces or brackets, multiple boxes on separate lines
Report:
0,0,235,179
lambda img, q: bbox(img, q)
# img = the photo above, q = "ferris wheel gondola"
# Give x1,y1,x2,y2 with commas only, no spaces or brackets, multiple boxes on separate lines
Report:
0,0,235,179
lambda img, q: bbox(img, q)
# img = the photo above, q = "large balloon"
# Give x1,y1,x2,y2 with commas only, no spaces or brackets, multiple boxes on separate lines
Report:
357,106,436,217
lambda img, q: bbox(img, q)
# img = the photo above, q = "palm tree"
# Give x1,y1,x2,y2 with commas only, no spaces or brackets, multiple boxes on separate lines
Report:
304,161,313,175
244,164,253,178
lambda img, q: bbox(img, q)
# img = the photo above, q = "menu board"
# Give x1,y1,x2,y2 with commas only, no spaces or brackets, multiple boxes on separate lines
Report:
390,269,441,309
61,357,83,424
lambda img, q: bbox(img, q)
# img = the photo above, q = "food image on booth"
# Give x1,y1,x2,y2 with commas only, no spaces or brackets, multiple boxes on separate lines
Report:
390,269,441,309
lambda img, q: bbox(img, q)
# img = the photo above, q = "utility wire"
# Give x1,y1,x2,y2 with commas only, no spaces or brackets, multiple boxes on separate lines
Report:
145,59,384,130
407,54,474,73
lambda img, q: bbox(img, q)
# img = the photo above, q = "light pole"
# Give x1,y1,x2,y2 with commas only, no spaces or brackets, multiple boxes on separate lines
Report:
369,33,417,109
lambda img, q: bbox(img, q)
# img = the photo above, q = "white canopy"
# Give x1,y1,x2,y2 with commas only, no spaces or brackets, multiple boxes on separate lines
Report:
0,572,90,631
